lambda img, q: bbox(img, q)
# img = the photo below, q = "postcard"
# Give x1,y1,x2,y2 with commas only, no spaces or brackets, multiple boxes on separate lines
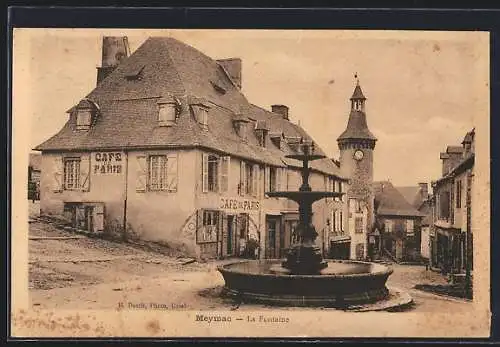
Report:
11,28,490,338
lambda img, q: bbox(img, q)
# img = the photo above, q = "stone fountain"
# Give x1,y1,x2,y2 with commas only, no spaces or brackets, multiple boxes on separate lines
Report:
217,139,397,308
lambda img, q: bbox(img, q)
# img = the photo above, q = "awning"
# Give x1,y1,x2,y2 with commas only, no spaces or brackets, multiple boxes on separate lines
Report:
330,235,351,243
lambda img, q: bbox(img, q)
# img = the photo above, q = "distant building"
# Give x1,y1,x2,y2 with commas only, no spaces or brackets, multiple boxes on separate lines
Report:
431,128,475,277
397,183,433,260
28,153,41,200
34,36,349,260
373,181,425,262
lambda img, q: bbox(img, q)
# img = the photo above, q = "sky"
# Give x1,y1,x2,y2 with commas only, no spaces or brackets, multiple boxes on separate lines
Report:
16,29,488,187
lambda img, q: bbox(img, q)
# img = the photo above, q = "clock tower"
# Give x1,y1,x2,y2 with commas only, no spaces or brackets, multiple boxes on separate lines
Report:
337,76,377,260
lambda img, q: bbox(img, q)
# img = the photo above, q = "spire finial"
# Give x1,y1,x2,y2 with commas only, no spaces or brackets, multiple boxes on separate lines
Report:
355,72,359,86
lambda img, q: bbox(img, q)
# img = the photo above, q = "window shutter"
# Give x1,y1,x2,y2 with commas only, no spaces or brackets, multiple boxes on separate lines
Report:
282,168,288,190
202,153,209,193
136,155,147,192
219,156,230,193
264,166,270,194
53,156,63,192
252,164,259,197
276,168,281,191
166,154,178,192
79,154,91,191
240,161,246,196
93,204,105,233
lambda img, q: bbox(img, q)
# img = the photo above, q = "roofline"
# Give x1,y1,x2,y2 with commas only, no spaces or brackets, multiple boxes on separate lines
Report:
36,144,344,178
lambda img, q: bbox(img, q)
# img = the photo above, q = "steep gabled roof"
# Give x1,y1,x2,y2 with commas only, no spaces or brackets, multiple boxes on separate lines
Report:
350,84,366,100
337,110,377,141
373,181,425,217
396,186,421,207
35,37,344,178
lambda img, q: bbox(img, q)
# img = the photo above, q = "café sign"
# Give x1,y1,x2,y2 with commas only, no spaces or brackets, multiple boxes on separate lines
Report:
220,197,260,212
93,152,123,175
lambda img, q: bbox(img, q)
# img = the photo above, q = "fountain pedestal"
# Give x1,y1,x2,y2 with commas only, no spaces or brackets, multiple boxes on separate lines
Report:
281,243,328,274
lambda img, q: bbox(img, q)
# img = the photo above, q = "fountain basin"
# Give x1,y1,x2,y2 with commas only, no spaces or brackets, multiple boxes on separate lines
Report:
218,259,393,307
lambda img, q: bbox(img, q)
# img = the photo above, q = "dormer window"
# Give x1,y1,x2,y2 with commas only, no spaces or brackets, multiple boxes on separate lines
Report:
157,95,179,127
232,114,250,140
198,107,209,128
189,98,211,130
255,120,269,147
269,132,283,149
76,110,92,130
73,98,99,131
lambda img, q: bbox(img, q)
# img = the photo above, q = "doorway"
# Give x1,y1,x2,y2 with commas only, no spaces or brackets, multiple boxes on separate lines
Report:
266,216,280,259
227,215,235,256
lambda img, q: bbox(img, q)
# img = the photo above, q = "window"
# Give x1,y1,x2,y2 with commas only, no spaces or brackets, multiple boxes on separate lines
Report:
257,131,266,147
200,210,219,243
158,104,176,126
199,107,208,128
149,155,167,191
148,155,178,191
384,220,393,233
349,199,363,213
456,180,462,208
220,156,230,193
331,210,344,232
207,155,219,192
64,158,81,190
439,191,450,220
76,110,92,131
355,216,363,234
406,219,414,236
202,154,229,193
245,163,253,195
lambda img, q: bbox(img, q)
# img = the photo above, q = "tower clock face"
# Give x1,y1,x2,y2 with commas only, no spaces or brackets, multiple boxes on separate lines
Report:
354,149,364,161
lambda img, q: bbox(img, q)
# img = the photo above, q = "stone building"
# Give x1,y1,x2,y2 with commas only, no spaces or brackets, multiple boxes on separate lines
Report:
431,128,475,278
397,183,433,260
373,181,425,262
333,80,377,260
34,36,350,260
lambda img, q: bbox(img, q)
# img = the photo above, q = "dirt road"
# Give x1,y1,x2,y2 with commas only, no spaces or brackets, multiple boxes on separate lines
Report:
28,221,473,313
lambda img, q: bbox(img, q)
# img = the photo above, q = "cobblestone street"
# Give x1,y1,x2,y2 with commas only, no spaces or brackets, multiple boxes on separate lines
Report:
27,220,473,313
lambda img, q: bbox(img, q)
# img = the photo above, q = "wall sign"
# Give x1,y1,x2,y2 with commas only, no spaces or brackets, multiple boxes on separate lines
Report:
220,197,260,213
93,152,123,175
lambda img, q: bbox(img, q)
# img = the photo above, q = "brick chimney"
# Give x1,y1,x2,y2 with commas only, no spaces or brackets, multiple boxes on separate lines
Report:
96,37,130,85
271,105,289,120
217,58,242,89
418,182,428,199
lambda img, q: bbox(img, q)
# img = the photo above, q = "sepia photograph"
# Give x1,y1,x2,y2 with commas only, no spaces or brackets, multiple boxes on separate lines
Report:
11,28,490,338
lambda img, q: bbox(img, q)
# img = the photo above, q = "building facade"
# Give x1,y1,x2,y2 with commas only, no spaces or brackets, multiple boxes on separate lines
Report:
28,153,41,201
35,36,350,261
373,181,424,262
397,183,433,260
431,129,475,277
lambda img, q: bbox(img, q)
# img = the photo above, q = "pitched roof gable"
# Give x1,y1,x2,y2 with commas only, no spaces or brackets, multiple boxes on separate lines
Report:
373,181,425,217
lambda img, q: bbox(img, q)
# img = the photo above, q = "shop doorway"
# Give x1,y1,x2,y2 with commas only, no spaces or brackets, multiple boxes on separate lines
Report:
266,216,280,259
227,215,235,255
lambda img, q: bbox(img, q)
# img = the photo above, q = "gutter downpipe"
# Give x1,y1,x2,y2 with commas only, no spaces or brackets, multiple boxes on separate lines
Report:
123,149,129,242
